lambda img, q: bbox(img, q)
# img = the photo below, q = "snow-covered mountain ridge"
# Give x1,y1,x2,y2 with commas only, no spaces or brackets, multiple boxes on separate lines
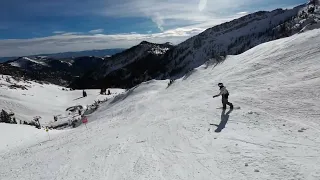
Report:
71,3,320,89
161,4,320,78
1,56,106,86
70,41,173,89
0,48,124,63
97,41,172,78
9,57,49,68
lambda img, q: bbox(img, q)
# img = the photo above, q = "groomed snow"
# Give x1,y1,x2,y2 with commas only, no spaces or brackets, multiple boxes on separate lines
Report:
0,123,63,153
1,29,320,180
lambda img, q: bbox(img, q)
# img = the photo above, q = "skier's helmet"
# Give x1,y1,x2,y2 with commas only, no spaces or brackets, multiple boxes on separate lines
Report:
218,83,223,87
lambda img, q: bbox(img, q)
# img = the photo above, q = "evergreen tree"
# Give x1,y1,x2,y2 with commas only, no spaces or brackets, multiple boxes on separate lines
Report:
0,110,4,123
0,109,10,123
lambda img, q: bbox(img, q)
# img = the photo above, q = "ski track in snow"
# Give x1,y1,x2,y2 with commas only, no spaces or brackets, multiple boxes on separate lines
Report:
0,30,320,179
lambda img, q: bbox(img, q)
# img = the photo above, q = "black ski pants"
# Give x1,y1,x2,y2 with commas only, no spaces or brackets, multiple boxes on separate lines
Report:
222,95,233,109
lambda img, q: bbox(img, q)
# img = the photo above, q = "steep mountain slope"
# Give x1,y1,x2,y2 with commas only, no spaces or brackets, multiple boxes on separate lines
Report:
1,29,319,180
71,3,320,90
94,41,172,78
70,41,173,89
161,4,320,78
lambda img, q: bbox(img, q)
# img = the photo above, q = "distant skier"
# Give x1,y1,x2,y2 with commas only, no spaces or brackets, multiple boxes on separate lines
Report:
213,83,233,109
82,90,87,97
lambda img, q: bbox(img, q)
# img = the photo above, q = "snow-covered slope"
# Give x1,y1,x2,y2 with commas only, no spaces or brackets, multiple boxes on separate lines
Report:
0,76,124,125
9,57,49,68
0,123,63,153
1,28,319,179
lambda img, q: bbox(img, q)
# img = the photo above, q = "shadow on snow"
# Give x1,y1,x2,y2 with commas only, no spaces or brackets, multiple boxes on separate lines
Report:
210,109,233,133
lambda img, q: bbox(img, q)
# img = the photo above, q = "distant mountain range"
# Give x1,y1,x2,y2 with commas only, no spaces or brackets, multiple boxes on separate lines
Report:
0,48,125,63
0,56,106,86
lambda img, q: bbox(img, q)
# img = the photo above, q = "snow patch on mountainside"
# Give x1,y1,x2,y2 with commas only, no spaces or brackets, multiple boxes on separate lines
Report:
59,60,73,66
9,57,49,68
148,47,170,55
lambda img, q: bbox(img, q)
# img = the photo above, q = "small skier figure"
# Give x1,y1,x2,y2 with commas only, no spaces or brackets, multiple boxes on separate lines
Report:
213,83,233,109
83,90,87,97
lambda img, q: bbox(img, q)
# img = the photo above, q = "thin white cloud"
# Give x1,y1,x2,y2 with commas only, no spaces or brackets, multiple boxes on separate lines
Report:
0,26,208,57
99,0,304,31
198,0,208,12
237,11,249,15
0,12,247,57
61,32,82,36
100,0,259,30
151,12,164,31
89,29,104,34
53,31,65,34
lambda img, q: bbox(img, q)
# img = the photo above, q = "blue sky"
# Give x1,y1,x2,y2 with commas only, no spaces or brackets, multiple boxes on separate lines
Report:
0,0,306,57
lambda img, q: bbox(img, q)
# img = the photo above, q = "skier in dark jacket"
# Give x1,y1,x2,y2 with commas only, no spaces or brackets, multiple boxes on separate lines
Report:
213,83,233,109
83,90,87,97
